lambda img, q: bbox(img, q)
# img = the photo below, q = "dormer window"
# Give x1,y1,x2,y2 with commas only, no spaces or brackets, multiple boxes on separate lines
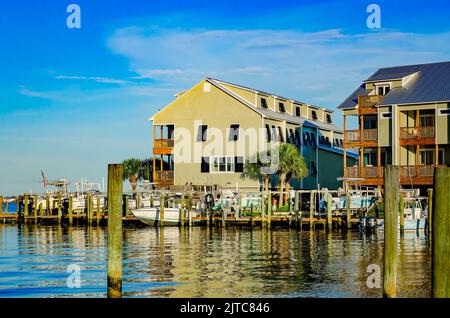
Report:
377,84,391,96
295,106,301,117
311,110,318,120
261,98,268,108
279,102,286,113
326,114,332,124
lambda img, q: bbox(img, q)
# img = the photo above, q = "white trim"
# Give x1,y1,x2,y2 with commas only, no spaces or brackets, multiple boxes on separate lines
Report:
209,156,236,174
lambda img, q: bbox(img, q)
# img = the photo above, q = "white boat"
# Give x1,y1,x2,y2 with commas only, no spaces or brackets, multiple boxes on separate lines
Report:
132,207,183,226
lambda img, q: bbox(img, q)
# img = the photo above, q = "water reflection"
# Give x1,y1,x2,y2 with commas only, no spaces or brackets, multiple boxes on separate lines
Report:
0,225,430,298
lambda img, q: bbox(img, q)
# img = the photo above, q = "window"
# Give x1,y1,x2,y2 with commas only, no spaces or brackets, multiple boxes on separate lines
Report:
229,124,240,141
420,115,434,127
310,161,317,174
439,109,450,116
311,110,318,120
234,157,244,173
278,126,284,142
381,112,392,119
295,107,301,117
334,138,339,148
272,125,278,142
265,124,272,141
201,157,210,173
279,102,286,113
339,139,343,147
319,136,325,145
289,129,295,144
295,130,301,145
377,84,391,96
261,98,268,108
364,116,378,129
285,128,290,143
325,136,331,146
309,132,316,147
303,132,309,144
326,114,332,124
210,156,237,173
197,125,208,141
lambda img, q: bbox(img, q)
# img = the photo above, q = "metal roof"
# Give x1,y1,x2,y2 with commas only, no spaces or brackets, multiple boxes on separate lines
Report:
339,61,450,109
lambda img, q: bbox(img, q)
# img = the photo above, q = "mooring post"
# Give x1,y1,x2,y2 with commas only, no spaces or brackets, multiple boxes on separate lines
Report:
327,193,333,231
0,195,3,214
267,191,272,229
432,167,450,298
33,195,38,223
383,165,399,298
46,194,50,216
87,193,92,224
346,191,351,230
107,164,123,298
250,203,254,228
16,196,21,219
399,192,405,236
188,194,193,227
125,196,129,216
181,194,185,227
136,192,140,209
57,193,62,223
96,196,101,225
39,202,43,217
68,196,73,225
261,191,265,228
24,194,29,220
222,204,226,228
160,194,165,227
428,189,433,239
294,191,299,229
150,193,154,208
309,191,314,229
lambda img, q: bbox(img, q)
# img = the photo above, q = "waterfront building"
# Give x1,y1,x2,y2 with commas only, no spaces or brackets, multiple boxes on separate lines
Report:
151,78,357,191
339,61,450,191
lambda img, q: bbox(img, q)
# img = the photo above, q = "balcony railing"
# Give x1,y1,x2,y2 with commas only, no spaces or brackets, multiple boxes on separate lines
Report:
346,166,382,179
400,165,442,178
154,139,175,148
358,95,383,108
345,128,377,143
156,171,174,181
400,126,435,140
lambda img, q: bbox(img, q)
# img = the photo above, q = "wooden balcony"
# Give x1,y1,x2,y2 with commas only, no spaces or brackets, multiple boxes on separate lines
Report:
153,139,174,155
399,126,435,145
346,166,383,179
344,128,377,147
358,95,383,114
155,171,174,185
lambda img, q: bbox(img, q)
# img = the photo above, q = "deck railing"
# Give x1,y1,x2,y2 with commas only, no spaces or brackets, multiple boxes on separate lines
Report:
156,171,174,181
345,128,377,143
346,166,382,179
400,165,441,178
400,126,435,140
154,139,175,148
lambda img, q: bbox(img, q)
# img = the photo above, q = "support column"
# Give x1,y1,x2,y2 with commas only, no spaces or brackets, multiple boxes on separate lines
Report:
343,115,347,183
377,146,381,179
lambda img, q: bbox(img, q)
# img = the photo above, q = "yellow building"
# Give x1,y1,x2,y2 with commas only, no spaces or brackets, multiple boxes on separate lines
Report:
151,78,356,191
339,61,450,190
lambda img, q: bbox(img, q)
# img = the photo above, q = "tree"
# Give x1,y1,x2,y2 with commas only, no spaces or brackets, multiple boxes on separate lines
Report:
276,143,308,207
243,151,275,193
122,158,142,190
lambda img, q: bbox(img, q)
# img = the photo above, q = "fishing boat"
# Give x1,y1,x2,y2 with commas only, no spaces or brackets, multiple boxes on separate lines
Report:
132,207,183,226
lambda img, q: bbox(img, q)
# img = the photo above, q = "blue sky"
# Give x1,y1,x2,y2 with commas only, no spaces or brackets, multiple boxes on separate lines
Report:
1,0,450,195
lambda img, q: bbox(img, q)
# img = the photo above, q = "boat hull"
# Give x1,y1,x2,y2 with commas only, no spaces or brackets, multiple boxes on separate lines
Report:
132,207,181,226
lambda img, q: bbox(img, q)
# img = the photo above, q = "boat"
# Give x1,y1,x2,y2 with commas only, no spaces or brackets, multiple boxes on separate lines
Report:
132,207,184,226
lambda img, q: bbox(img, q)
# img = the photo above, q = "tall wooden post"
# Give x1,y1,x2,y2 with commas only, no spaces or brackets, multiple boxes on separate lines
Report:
125,196,129,216
428,189,433,238
250,203,254,228
33,195,38,223
399,192,405,235
24,195,29,220
383,165,400,298
96,196,101,225
309,191,314,229
57,193,62,223
68,196,73,225
150,193,154,208
87,193,92,224
327,193,333,231
136,192,140,209
160,194,165,227
267,191,272,229
346,191,351,230
188,194,193,227
46,194,50,216
261,191,266,228
181,194,185,227
432,167,450,297
294,191,299,229
107,164,123,298
0,195,3,214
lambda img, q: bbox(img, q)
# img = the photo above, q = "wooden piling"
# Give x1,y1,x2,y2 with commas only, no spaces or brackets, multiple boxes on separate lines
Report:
150,193,154,208
39,202,43,217
188,194,193,227
346,191,351,230
428,189,433,238
125,196,129,216
261,191,266,228
68,196,73,225
96,196,101,224
107,164,123,298
87,193,92,224
309,191,314,229
250,203,254,228
267,191,272,229
24,195,29,219
399,192,405,235
160,194,165,227
57,193,62,223
181,194,185,227
33,195,38,223
432,167,450,298
136,192,140,209
46,194,50,216
294,191,300,229
383,166,400,298
0,195,3,214
327,193,333,231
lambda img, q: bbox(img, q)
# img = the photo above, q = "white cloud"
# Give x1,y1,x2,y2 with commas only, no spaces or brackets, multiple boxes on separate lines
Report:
55,75,130,85
107,27,450,112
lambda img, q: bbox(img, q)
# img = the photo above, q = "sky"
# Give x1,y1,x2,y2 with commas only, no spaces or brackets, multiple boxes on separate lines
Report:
1,0,450,195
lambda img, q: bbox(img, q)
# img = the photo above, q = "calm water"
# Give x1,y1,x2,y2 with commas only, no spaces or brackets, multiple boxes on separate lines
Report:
0,224,431,298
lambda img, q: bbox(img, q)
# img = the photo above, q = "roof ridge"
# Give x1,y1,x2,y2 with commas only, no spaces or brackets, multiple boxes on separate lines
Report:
376,60,450,72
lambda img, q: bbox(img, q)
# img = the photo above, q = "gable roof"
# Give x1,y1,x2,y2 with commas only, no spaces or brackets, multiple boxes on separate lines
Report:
339,61,450,109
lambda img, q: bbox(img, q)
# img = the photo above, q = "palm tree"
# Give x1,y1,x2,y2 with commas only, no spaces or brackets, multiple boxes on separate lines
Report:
276,143,308,207
122,158,142,190
243,152,272,193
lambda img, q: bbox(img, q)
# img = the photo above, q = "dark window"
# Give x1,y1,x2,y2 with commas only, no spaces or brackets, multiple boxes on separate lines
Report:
311,110,318,120
325,136,331,146
382,112,392,119
285,128,290,143
201,157,210,173
219,157,226,172
326,114,332,124
229,124,240,141
289,129,295,144
319,136,325,145
339,139,343,147
278,127,284,142
234,157,244,173
295,130,301,145
261,98,268,108
303,132,308,144
310,133,316,147
295,107,301,117
272,125,278,141
439,109,450,115
197,125,208,141
279,102,286,113
310,161,317,174
265,124,272,141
